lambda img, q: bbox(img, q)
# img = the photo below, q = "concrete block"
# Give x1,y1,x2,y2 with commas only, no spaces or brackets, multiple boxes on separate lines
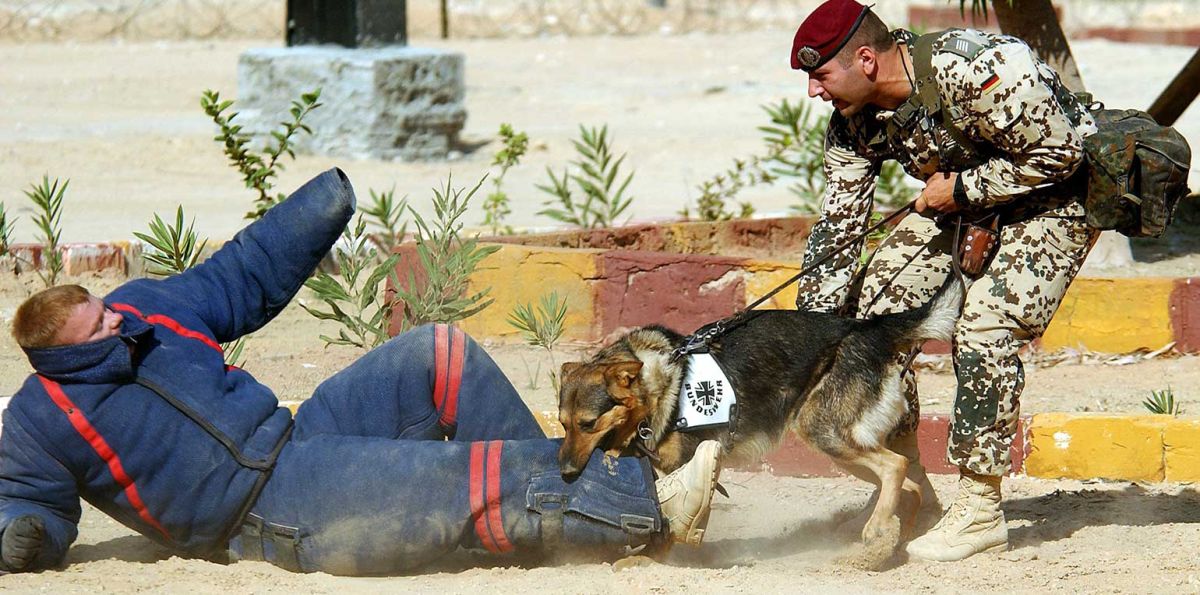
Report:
1024,413,1168,482
596,251,744,337
457,244,600,342
1042,278,1175,353
742,260,801,310
62,243,129,276
1164,417,1200,482
237,46,466,161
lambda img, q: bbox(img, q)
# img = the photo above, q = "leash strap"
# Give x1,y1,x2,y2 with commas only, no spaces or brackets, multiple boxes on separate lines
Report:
671,200,918,360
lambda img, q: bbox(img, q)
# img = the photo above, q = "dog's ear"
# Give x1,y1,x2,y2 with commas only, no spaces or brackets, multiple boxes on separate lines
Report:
560,361,583,380
604,361,644,389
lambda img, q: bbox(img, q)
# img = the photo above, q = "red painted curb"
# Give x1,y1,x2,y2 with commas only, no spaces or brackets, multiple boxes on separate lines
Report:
1170,277,1200,353
752,414,1028,477
9,242,136,276
1079,27,1200,47
486,217,814,257
907,6,1199,48
595,250,746,337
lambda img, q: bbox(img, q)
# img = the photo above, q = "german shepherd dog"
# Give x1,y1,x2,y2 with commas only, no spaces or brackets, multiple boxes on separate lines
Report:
557,280,962,558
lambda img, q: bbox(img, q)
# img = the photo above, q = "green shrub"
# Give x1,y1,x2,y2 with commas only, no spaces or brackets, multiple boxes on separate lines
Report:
538,125,634,229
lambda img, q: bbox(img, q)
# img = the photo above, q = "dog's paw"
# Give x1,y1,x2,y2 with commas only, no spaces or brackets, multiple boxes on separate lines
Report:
838,515,902,571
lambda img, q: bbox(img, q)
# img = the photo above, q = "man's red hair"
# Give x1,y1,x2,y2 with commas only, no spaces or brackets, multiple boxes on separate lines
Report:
12,284,90,349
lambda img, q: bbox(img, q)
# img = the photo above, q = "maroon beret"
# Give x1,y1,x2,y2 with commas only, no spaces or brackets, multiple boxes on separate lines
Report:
790,0,871,71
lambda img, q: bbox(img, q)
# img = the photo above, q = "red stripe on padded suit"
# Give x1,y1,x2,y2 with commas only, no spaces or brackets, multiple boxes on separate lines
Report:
110,303,223,355
469,441,501,553
440,327,465,428
433,324,449,415
485,440,514,553
38,376,172,543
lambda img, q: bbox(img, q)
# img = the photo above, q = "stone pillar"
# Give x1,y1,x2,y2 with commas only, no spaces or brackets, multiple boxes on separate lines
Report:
237,0,466,161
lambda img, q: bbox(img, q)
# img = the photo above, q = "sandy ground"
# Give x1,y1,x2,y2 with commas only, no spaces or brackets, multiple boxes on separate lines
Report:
1,473,1198,593
2,29,1200,592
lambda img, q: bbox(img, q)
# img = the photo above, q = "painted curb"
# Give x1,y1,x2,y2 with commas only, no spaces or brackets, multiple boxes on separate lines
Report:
535,412,1028,477
13,235,1198,355
1025,413,1168,482
907,5,1200,48
389,241,1200,355
1040,277,1176,353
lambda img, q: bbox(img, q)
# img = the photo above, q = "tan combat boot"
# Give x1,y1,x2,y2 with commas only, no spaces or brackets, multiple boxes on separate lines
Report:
655,440,723,545
905,470,1008,561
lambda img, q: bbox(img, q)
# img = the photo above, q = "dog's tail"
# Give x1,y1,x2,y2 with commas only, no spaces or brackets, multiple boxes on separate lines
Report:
878,276,964,346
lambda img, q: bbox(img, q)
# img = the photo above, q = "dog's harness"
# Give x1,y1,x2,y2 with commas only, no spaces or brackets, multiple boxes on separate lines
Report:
673,351,738,432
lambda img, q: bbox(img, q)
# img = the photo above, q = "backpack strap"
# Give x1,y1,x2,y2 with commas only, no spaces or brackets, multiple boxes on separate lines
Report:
909,30,984,158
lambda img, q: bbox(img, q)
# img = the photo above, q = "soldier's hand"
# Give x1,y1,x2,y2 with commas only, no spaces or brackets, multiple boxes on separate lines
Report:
916,172,960,214
0,515,45,573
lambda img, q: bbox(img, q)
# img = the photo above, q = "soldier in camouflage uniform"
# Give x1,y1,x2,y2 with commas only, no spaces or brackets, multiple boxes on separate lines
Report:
790,0,1098,561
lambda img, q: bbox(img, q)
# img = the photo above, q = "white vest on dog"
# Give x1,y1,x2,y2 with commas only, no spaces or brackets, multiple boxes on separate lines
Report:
674,353,737,432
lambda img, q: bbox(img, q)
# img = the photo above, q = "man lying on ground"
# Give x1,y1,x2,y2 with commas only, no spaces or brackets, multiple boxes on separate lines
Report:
0,168,722,576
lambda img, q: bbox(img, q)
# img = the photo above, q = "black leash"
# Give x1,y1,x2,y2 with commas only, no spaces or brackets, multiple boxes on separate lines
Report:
671,200,918,361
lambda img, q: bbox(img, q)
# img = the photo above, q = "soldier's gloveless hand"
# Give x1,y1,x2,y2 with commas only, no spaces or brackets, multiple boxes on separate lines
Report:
916,172,960,213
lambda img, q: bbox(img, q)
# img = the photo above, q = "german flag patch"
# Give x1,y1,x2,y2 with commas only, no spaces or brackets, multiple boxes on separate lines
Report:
981,72,1001,93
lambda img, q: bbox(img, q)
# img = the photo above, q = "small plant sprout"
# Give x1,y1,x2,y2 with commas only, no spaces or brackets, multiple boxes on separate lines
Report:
26,176,67,288
538,124,634,229
134,206,246,367
0,203,13,252
507,292,569,393
1143,387,1182,416
134,207,209,278
202,88,322,220
483,123,529,236
684,157,761,221
301,216,403,349
0,201,16,271
391,175,501,330
361,187,409,256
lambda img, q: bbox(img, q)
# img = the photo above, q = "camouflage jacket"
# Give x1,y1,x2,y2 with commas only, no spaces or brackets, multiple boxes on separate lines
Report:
796,28,1097,313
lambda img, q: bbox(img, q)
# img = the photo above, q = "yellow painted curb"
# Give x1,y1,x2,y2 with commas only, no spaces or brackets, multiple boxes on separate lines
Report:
1025,413,1168,482
1164,418,1200,482
743,260,802,310
460,244,600,342
1042,278,1175,353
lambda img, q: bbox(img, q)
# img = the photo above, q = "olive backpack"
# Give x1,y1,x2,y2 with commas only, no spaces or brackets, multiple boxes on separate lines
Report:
908,30,1193,237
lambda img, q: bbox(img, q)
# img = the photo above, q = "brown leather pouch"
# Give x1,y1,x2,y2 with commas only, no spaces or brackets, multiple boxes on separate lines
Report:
957,215,1000,277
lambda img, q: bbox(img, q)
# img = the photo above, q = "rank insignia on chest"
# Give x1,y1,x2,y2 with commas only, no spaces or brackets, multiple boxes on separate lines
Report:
981,72,1001,93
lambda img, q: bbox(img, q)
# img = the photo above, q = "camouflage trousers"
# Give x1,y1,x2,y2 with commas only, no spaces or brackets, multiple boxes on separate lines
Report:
856,208,1098,476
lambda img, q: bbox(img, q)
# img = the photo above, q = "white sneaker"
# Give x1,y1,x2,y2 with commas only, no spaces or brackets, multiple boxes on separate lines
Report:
905,471,1008,561
655,440,723,545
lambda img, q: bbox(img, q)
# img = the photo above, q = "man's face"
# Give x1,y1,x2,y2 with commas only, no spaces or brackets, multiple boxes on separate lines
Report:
55,295,123,346
806,48,876,117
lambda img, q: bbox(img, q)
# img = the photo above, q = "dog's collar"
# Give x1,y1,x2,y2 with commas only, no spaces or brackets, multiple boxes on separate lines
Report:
634,420,662,462
634,350,738,459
